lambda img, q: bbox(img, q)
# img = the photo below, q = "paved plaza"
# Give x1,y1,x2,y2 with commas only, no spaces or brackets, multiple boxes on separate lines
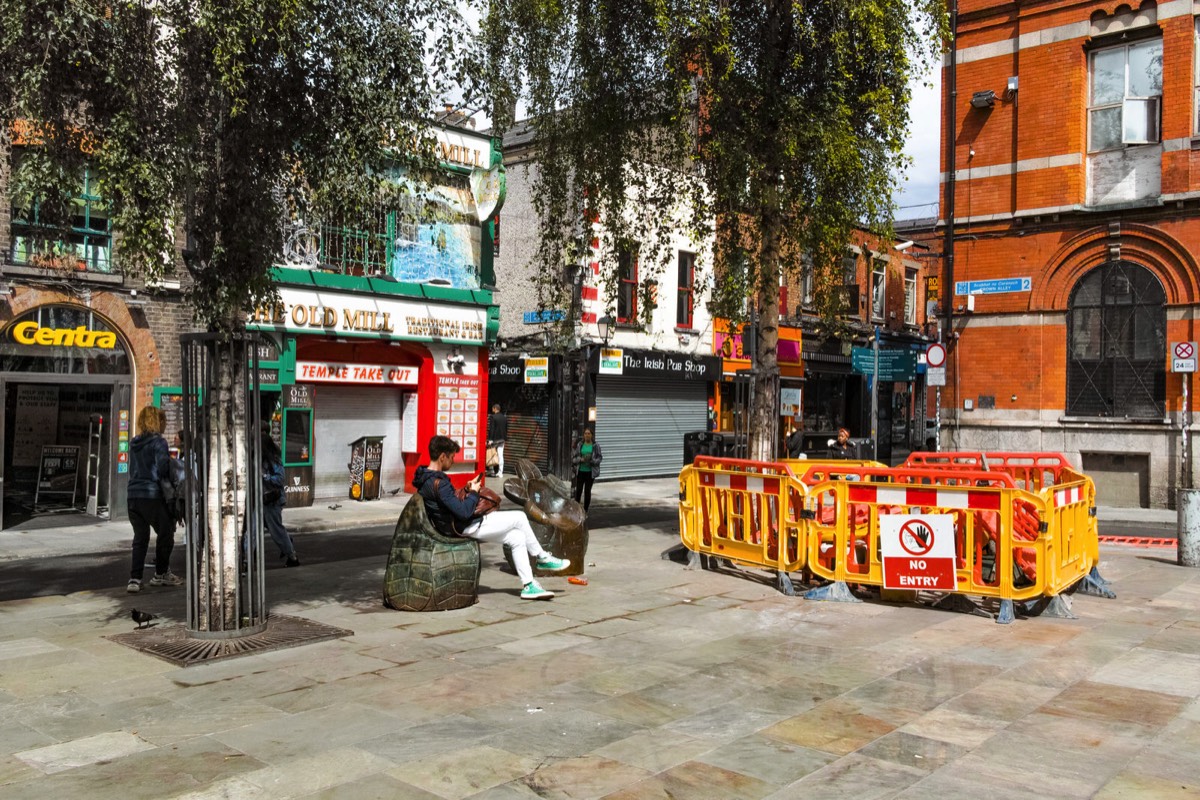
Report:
1,488,1198,799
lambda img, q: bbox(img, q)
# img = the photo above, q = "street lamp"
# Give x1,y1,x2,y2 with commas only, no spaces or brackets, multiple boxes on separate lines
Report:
596,315,614,345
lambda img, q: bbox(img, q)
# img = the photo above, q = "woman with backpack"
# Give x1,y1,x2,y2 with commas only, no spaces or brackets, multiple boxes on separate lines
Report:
126,407,180,592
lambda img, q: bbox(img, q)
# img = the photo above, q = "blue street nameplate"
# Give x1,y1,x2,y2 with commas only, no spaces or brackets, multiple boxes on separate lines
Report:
954,277,1031,295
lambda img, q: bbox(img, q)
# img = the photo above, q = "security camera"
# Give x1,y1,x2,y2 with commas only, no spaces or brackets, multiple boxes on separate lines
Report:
894,240,915,252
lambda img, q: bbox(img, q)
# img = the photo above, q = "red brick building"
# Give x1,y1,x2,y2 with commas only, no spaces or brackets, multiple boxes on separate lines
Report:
928,0,1198,507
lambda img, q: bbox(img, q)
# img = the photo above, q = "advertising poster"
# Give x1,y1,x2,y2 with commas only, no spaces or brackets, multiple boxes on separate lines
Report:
13,385,60,467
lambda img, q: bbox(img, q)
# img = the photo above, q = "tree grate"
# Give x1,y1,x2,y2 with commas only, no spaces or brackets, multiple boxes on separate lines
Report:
107,614,352,667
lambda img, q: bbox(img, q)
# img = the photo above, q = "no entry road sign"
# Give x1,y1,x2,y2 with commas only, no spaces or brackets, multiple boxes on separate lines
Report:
881,514,958,591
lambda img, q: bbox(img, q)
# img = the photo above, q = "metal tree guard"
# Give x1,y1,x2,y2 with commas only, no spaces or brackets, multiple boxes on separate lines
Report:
179,331,267,637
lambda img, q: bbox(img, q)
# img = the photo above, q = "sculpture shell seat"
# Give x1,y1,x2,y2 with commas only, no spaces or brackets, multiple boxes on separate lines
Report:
502,459,588,577
383,494,481,611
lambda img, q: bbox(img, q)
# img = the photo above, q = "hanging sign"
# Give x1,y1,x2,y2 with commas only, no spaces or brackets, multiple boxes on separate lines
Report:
598,347,624,375
524,357,549,384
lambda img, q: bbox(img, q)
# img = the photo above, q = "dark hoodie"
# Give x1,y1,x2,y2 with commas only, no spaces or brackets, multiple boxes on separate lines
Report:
411,465,479,536
128,432,171,500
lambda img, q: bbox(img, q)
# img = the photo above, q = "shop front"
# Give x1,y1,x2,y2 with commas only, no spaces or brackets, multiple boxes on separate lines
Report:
0,304,134,529
247,276,495,499
487,354,566,475
588,347,720,479
713,321,804,455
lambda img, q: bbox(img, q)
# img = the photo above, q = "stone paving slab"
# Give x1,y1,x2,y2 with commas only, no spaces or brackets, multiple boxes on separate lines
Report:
1,523,1199,799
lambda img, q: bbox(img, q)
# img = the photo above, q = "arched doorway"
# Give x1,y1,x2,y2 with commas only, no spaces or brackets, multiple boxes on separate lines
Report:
0,305,133,529
1066,261,1166,418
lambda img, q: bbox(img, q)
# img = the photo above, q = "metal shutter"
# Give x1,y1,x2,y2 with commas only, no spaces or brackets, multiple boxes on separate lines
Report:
594,375,707,479
313,385,404,499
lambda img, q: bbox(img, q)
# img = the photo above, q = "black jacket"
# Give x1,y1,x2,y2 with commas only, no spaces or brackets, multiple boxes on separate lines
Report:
487,412,508,442
127,433,171,500
412,465,478,536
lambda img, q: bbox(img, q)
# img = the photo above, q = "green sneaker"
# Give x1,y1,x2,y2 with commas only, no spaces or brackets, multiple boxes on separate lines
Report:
521,581,554,600
536,555,571,572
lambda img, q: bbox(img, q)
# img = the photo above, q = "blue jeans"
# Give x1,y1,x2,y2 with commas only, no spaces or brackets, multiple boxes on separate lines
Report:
264,504,296,558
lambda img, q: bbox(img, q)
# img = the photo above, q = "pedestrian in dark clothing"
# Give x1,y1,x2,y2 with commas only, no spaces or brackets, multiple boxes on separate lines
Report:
262,434,299,566
571,429,602,511
487,403,508,476
127,406,180,593
786,421,805,459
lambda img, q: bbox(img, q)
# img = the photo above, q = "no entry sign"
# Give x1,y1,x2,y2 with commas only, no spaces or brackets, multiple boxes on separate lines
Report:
881,514,958,591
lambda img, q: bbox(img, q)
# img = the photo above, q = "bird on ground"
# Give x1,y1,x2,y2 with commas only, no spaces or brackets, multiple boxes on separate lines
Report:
388,487,402,495
131,609,157,629
328,503,342,510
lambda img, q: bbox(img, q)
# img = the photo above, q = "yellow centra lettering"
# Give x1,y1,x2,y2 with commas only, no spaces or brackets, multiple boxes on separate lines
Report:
7,321,119,349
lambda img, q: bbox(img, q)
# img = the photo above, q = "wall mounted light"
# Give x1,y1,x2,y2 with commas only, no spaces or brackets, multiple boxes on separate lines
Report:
970,89,996,109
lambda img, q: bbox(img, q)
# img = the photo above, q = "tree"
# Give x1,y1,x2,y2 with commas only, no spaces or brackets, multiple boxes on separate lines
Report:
484,0,946,459
0,0,482,626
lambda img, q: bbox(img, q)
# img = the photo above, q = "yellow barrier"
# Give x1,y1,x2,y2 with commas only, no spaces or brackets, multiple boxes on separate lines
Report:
678,453,1109,622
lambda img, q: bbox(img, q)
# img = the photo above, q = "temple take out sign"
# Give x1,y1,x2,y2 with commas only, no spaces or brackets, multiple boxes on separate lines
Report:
248,287,487,344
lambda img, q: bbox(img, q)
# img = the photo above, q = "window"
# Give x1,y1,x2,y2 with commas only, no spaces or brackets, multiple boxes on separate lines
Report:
617,248,638,323
1089,38,1162,151
904,269,917,325
676,251,695,328
1067,261,1165,418
871,260,887,319
10,157,112,273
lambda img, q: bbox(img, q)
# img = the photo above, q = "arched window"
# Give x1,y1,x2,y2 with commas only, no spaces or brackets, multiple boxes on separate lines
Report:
1067,261,1165,418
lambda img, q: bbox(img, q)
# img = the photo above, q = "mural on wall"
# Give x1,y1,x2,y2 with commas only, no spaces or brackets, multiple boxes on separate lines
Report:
390,173,482,290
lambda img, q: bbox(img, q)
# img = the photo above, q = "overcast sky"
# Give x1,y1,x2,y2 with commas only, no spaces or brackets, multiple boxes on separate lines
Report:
893,65,941,221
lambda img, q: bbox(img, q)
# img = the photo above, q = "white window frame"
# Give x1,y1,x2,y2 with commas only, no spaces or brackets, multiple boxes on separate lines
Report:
1088,37,1162,152
904,269,917,325
871,259,887,320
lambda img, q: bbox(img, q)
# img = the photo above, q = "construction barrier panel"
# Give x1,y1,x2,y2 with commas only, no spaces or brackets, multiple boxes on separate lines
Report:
678,451,1103,614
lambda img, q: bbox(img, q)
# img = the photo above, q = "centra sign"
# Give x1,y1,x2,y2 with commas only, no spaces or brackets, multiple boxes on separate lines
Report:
9,321,119,349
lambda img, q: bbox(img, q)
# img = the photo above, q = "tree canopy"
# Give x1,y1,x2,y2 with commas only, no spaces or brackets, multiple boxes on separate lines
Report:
484,0,947,455
0,0,483,327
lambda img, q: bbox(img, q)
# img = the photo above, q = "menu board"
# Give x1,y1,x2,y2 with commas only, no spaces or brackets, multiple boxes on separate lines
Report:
13,385,60,467
401,393,418,452
435,375,481,462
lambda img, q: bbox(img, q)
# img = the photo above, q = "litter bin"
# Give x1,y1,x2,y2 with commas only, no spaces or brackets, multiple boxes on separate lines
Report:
683,431,717,464
349,435,386,501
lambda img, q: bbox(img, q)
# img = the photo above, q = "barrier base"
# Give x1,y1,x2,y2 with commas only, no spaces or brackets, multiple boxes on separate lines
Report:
1075,566,1117,599
933,593,991,618
803,581,860,603
1032,594,1076,619
777,571,797,597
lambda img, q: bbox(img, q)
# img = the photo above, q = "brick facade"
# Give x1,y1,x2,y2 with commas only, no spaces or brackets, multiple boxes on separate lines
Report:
934,0,1199,507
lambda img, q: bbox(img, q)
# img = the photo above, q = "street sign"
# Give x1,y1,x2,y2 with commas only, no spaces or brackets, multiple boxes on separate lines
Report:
954,277,1031,296
927,367,946,387
881,514,957,590
851,347,917,381
1172,341,1197,373
926,343,946,368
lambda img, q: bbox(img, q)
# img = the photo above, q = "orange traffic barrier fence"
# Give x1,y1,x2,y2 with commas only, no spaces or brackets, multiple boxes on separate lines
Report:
679,457,806,583
678,451,1111,622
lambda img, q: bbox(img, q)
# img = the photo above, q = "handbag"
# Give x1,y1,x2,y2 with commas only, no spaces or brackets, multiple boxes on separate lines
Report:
486,446,499,468
438,478,501,535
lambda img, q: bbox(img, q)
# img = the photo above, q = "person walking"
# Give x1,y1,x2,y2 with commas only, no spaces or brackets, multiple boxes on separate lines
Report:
126,406,181,593
571,428,602,511
487,403,508,477
785,420,805,459
413,435,569,600
262,432,300,567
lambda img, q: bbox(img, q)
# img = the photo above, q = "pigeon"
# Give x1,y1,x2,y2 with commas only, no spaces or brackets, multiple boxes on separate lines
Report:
131,609,157,629
328,503,342,510
388,487,403,496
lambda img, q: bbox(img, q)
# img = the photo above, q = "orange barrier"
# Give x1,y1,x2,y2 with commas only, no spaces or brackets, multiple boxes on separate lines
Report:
678,452,1108,621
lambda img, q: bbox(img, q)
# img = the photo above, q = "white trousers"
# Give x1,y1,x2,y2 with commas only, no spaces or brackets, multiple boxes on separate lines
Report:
462,509,547,585
496,442,505,475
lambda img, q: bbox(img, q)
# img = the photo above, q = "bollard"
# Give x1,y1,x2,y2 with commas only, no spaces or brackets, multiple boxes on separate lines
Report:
1179,488,1200,567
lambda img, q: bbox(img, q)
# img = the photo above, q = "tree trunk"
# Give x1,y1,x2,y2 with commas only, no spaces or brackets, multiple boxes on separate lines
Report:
749,214,782,462
199,339,248,630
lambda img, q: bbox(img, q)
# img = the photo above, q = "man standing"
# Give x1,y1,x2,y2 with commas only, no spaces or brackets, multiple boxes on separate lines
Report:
487,402,508,477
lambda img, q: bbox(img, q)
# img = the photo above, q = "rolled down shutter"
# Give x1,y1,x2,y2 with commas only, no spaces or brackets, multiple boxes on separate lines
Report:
500,385,551,474
313,386,404,499
594,375,707,479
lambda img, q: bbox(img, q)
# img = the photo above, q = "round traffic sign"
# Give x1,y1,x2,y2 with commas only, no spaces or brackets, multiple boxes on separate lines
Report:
926,343,947,368
898,519,935,557
1175,342,1195,359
